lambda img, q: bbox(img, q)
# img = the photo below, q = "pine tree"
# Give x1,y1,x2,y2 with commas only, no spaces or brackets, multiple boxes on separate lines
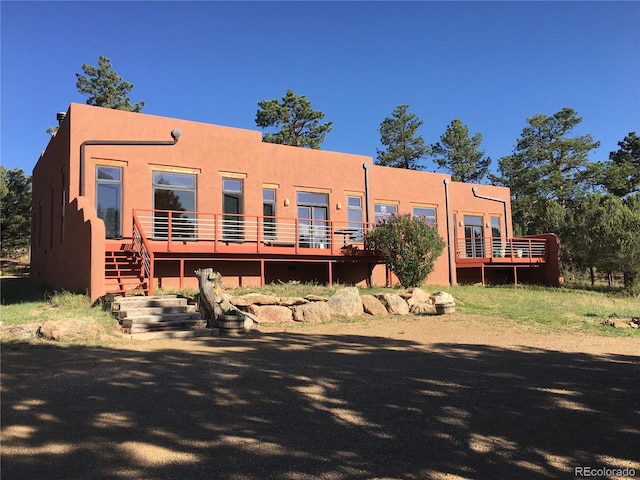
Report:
255,89,332,149
431,118,490,183
376,105,430,170
76,56,145,112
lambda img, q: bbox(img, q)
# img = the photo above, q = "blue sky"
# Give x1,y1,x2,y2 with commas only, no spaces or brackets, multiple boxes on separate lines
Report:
2,1,638,177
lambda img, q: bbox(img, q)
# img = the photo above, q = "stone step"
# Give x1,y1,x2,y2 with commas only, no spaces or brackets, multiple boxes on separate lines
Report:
122,312,202,327
116,305,197,320
123,318,207,333
123,328,216,341
110,296,188,311
108,294,209,339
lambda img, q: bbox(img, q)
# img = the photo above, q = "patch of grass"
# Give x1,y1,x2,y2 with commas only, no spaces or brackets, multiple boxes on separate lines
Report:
0,278,117,333
2,278,638,340
448,284,639,336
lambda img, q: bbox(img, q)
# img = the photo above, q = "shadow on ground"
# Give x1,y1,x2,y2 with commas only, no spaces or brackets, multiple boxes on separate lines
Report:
2,333,638,479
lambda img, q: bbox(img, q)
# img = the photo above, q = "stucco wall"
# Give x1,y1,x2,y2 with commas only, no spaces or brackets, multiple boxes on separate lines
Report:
33,103,524,295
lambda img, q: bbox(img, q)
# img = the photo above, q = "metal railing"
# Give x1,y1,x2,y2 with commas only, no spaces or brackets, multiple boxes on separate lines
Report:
455,236,547,260
133,209,371,252
132,215,152,280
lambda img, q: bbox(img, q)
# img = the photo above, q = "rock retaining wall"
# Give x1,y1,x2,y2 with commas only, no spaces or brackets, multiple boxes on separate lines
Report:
226,287,456,324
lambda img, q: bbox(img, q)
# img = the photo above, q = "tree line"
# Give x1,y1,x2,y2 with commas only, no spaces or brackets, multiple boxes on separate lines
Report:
4,56,638,293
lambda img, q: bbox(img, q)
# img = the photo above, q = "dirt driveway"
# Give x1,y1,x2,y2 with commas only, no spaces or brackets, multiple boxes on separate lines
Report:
2,315,639,479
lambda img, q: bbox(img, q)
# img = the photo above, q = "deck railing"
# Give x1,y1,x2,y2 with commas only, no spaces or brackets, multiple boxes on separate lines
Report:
132,216,153,278
455,236,547,261
133,209,372,253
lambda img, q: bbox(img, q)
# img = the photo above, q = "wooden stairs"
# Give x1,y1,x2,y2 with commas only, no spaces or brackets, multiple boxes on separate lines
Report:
107,295,214,340
105,249,148,296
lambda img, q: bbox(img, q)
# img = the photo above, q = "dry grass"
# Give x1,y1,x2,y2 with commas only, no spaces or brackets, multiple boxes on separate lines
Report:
2,260,639,343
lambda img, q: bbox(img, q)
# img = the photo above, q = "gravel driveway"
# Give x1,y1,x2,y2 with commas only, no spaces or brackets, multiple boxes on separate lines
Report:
2,316,639,479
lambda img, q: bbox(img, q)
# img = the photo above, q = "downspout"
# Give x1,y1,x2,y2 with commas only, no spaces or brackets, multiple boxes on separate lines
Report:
444,179,454,286
363,162,373,287
363,163,371,230
78,129,181,299
79,129,181,196
472,186,509,239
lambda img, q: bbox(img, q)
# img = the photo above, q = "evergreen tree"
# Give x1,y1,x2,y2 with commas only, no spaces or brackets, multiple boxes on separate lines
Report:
376,105,430,170
565,193,640,294
76,56,145,112
255,89,332,149
600,132,640,197
0,167,32,257
432,118,491,182
492,107,600,235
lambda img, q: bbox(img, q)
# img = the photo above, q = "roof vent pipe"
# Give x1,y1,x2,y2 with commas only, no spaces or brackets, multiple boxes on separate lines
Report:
57,112,66,125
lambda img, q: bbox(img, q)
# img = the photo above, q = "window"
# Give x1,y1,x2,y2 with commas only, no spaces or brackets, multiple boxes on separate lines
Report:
96,166,122,239
347,195,363,241
38,201,42,247
490,216,503,256
223,178,244,241
374,203,397,223
412,206,437,226
50,185,54,249
490,217,501,239
263,188,277,240
153,171,196,239
61,171,66,243
297,192,329,248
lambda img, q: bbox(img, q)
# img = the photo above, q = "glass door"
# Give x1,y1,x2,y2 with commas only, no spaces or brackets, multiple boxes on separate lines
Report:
296,192,329,248
222,178,243,242
464,215,485,258
297,206,328,248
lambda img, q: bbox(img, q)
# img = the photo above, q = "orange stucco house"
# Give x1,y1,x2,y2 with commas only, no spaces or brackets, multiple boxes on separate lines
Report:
31,103,562,301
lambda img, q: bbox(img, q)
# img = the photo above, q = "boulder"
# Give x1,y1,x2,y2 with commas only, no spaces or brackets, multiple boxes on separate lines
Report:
305,294,329,302
229,294,281,306
378,293,410,315
410,302,436,315
406,288,432,307
328,287,364,318
278,297,309,306
292,302,331,323
430,291,455,305
245,305,293,323
37,318,103,342
361,295,389,316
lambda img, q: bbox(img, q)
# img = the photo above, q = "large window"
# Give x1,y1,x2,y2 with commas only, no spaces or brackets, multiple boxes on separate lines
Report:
263,188,277,240
223,178,244,241
374,203,397,223
96,166,122,239
412,206,437,226
347,195,363,241
153,171,196,239
297,192,329,248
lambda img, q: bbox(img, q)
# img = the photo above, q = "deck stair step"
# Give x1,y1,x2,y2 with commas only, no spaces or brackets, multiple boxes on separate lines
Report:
107,294,214,340
105,249,147,297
